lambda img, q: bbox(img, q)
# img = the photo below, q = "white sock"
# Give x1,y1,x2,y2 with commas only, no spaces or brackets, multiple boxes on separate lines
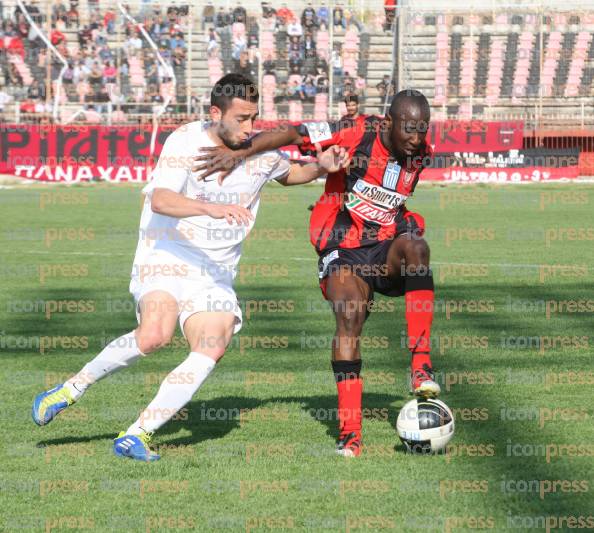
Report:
126,352,216,435
64,331,143,401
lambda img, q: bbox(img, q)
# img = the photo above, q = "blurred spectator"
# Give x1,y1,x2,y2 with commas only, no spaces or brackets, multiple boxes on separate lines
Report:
0,89,12,113
202,1,214,31
63,61,75,84
247,16,259,48
88,61,103,88
8,63,22,86
172,45,185,67
343,71,355,94
157,61,171,83
103,61,117,83
355,73,366,96
303,32,316,59
235,50,256,79
288,35,303,70
125,32,142,54
27,1,43,25
232,33,246,61
261,2,276,18
215,7,231,28
206,28,219,57
287,78,301,100
317,1,329,26
316,69,329,93
274,80,288,103
232,2,246,24
376,74,395,112
20,98,36,113
53,2,68,26
343,94,360,118
84,104,102,122
287,17,303,37
170,32,185,50
302,79,316,102
27,78,45,100
73,60,90,84
263,54,276,74
333,3,345,29
376,74,394,98
276,4,294,25
67,3,79,27
384,0,396,31
302,3,317,31
332,44,342,76
103,9,115,34
146,59,158,85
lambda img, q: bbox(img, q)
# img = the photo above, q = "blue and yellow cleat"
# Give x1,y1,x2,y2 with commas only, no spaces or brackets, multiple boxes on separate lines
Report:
32,384,75,426
113,432,160,462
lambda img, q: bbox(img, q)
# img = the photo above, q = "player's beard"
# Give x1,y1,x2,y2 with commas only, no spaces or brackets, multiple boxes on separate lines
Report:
217,122,244,150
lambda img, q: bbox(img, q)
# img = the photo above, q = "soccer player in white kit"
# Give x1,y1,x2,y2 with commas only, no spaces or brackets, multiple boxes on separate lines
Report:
32,74,349,461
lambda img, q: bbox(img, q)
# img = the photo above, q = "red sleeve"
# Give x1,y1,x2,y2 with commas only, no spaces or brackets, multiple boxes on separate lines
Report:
295,118,366,156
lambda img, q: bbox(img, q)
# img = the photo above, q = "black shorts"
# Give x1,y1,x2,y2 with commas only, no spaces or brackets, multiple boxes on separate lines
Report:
317,239,405,300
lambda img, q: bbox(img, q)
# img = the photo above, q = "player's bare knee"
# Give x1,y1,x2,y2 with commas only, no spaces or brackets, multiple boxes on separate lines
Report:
335,309,366,337
190,324,234,361
403,238,430,268
136,327,171,354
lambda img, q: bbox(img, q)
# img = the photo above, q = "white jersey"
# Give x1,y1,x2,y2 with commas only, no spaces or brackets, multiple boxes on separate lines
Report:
131,121,290,276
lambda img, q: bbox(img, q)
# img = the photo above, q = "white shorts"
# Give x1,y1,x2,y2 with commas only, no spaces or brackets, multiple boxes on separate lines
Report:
129,251,242,335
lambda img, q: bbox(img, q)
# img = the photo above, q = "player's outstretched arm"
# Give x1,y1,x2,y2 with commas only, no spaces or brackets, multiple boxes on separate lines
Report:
192,125,304,182
277,144,350,186
151,188,253,225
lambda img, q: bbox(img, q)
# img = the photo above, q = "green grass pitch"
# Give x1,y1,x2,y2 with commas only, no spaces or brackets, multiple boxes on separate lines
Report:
1,183,593,532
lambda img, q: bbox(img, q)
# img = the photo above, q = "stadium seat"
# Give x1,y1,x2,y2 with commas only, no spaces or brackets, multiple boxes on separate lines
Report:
314,93,328,121
434,32,449,105
289,100,303,122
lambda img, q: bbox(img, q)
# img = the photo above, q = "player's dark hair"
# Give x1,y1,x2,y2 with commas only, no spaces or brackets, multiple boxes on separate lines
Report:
211,73,259,113
344,94,359,104
388,89,430,119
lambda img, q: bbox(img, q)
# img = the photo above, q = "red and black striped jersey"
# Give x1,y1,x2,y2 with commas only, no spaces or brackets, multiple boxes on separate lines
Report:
296,115,432,253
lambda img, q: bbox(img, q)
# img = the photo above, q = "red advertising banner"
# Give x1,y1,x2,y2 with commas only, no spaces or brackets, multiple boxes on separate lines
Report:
0,124,174,182
428,120,525,152
421,166,580,183
0,121,578,184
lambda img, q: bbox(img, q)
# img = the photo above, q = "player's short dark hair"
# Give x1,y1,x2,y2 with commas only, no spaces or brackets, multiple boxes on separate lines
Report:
388,89,430,119
211,73,259,113
344,94,359,104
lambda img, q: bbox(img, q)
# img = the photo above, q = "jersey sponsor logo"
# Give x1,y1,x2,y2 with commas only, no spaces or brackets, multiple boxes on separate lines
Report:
352,179,407,210
345,194,396,226
382,161,401,189
304,121,333,143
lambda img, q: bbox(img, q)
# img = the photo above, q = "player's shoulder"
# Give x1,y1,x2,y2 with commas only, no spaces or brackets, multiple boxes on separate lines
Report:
164,120,207,146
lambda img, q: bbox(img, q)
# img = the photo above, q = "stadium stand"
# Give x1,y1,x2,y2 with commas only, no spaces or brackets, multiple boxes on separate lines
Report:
400,5,594,128
0,0,393,123
2,0,594,128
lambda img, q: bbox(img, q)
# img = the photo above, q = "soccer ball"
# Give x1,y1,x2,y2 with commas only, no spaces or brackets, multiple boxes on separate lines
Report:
396,398,454,454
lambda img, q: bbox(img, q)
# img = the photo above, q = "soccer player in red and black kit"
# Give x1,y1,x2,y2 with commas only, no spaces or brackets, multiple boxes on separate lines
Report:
193,89,439,457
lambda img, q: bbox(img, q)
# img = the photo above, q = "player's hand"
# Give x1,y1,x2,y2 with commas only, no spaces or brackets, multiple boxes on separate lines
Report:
315,143,350,173
192,145,246,184
205,203,253,226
